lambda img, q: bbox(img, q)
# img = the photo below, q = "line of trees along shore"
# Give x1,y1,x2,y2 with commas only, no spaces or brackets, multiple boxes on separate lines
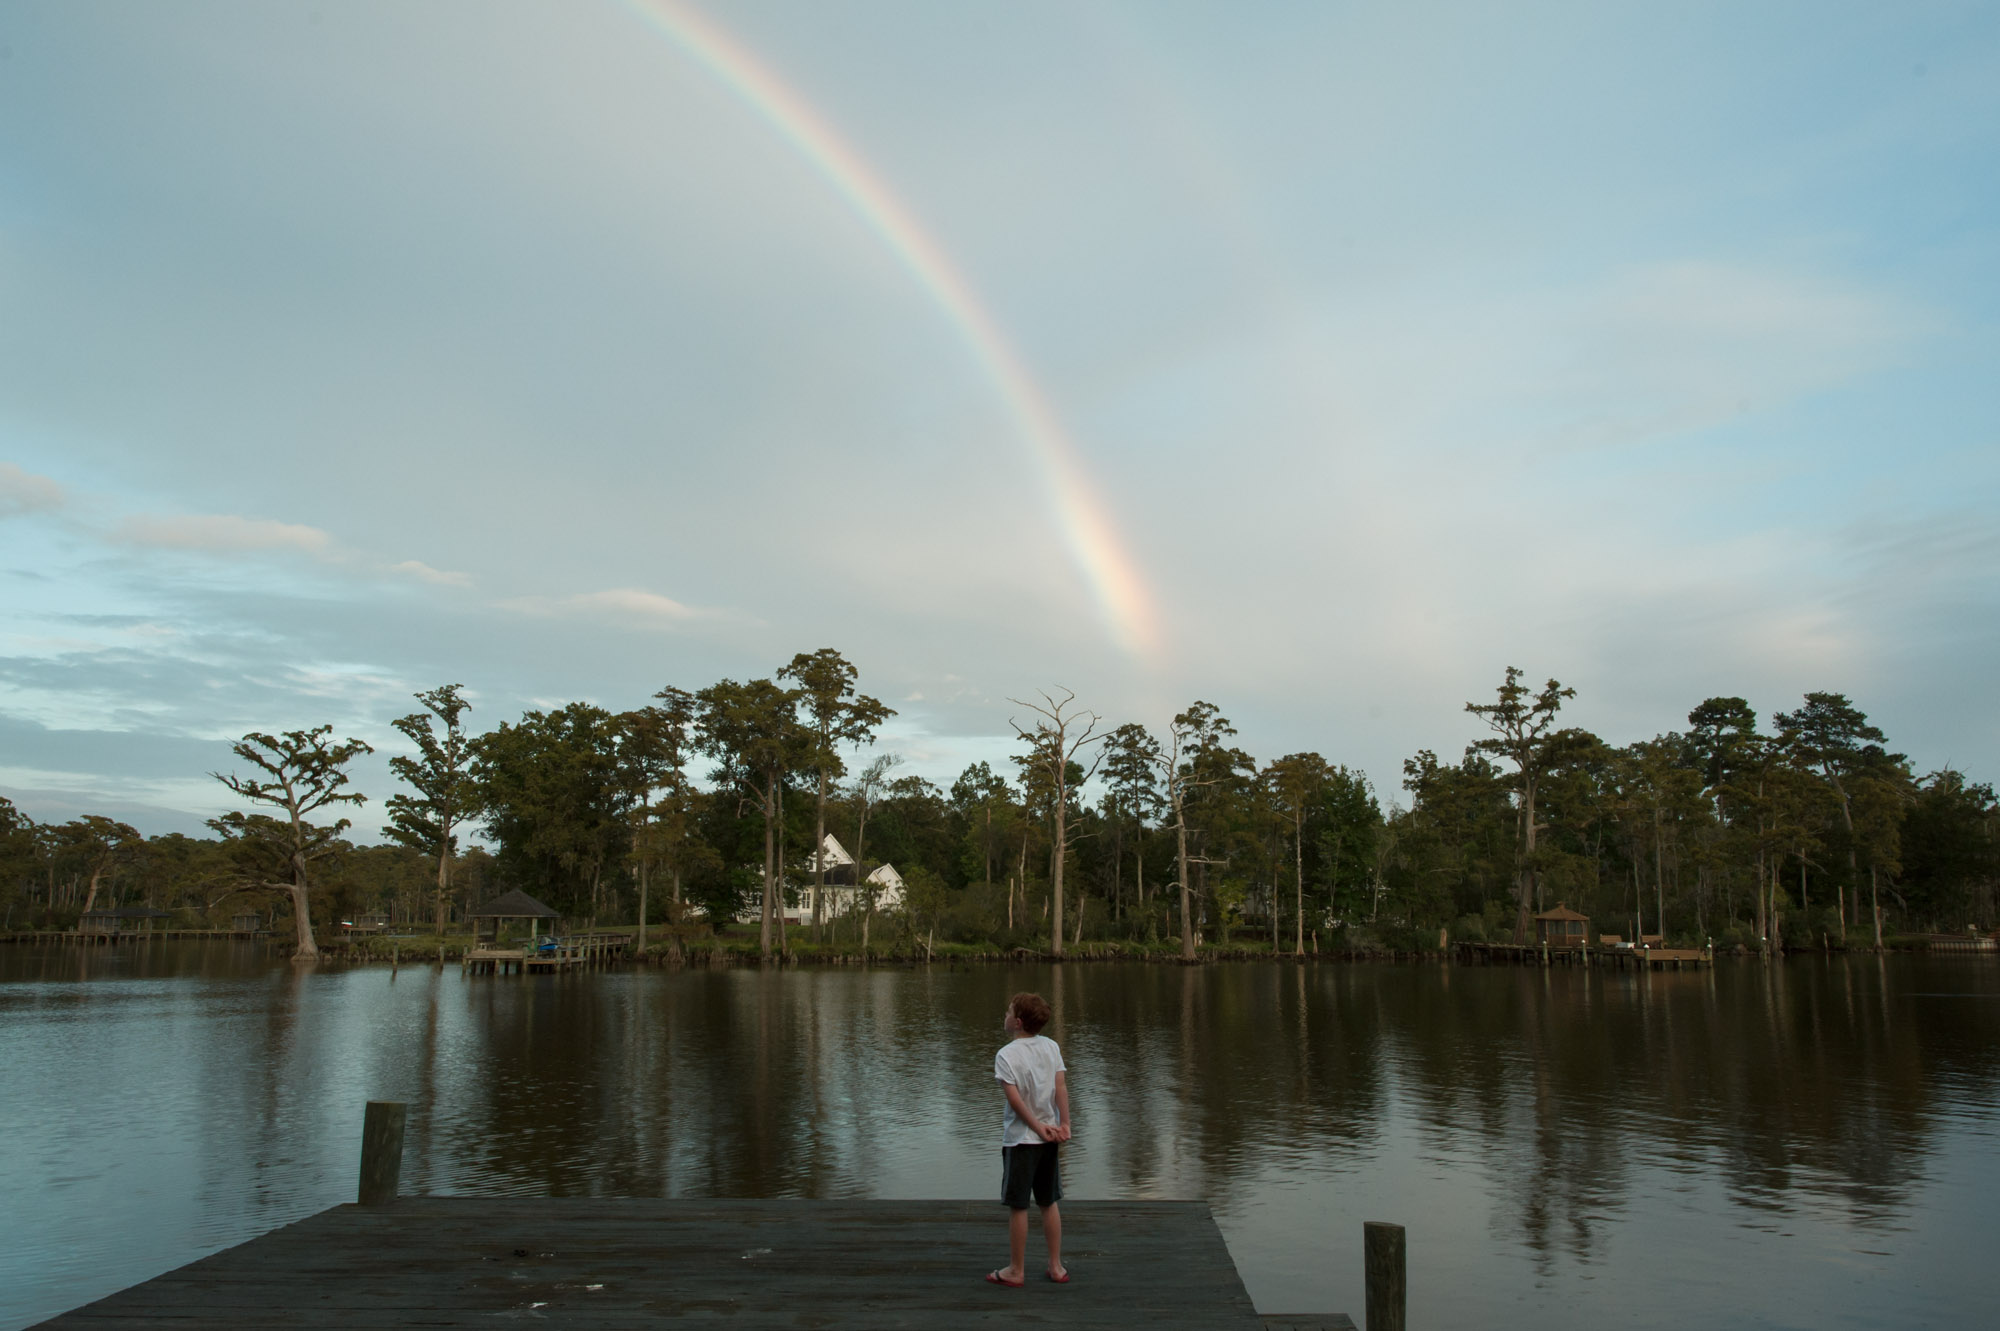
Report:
4,655,1994,961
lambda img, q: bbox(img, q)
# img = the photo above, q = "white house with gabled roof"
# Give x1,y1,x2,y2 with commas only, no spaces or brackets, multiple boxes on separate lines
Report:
790,833,904,923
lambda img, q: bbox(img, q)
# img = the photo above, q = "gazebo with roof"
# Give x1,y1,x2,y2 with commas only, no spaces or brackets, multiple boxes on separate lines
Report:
468,890,561,948
1535,903,1589,948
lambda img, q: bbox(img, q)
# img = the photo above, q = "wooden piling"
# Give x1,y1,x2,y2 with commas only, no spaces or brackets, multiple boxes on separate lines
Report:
357,1100,407,1205
1363,1220,1405,1331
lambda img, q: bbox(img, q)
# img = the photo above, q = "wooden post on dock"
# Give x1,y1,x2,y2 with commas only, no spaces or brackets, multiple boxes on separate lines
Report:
1364,1220,1405,1331
358,1100,407,1205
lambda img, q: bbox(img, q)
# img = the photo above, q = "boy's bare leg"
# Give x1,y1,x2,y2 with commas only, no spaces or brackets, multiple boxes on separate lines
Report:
1042,1202,1066,1279
1006,1208,1029,1281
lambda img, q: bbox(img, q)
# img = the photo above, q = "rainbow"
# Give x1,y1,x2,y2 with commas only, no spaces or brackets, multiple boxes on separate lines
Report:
617,0,1161,656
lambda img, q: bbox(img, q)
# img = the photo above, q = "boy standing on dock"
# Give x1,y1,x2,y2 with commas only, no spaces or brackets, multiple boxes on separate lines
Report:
988,991,1071,1288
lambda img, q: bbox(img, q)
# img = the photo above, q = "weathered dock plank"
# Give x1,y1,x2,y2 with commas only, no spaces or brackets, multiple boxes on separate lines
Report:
32,1198,1274,1329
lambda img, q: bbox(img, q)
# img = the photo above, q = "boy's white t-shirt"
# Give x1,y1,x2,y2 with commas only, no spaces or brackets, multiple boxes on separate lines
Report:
994,1033,1066,1147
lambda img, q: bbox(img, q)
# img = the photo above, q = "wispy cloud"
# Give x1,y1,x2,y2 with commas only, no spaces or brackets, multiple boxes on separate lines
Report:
574,588,701,620
499,586,718,627
0,463,65,517
388,559,473,587
116,513,333,555
110,514,475,592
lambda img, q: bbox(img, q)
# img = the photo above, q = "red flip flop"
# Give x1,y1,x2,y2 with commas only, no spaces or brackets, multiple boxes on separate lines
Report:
1047,1270,1071,1284
986,1270,1024,1288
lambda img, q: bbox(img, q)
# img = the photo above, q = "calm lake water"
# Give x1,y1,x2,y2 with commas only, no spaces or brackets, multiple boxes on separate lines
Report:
3,945,1997,1329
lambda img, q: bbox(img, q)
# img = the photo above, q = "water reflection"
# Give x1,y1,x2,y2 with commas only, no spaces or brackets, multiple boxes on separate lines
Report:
2,948,1996,1329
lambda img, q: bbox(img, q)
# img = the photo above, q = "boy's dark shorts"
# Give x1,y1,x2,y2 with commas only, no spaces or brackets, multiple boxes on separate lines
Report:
1000,1142,1062,1210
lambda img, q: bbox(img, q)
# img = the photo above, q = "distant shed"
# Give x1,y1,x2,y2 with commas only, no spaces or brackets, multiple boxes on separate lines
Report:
1535,903,1589,948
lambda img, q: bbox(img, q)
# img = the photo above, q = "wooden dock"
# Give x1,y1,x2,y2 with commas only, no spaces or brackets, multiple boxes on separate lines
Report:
29,1197,1352,1329
0,929,272,946
465,931,633,976
1926,933,1999,953
1455,940,1713,970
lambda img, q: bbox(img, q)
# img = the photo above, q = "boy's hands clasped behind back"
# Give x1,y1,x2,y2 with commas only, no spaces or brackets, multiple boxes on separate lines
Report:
1000,1077,1070,1143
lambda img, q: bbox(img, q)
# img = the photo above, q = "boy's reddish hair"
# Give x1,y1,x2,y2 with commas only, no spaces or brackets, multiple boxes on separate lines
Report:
1010,992,1052,1035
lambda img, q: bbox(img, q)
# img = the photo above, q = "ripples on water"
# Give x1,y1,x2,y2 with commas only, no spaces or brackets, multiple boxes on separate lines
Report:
3,946,1997,1329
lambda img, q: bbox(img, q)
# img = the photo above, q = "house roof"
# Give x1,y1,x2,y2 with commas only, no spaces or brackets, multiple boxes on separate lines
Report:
1535,904,1589,921
468,889,560,919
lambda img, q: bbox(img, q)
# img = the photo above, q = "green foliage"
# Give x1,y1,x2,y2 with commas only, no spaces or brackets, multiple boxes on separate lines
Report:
210,725,375,956
14,647,1991,957
1900,770,1999,929
780,648,894,789
897,863,949,951
950,761,1017,889
384,685,475,860
471,703,630,917
384,683,476,931
0,797,44,926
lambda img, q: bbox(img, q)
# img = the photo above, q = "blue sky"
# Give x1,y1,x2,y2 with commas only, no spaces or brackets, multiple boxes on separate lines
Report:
1,0,1995,834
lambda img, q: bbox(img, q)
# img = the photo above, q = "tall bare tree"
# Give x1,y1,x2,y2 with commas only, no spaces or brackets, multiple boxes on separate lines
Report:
779,649,894,943
385,684,475,935
211,726,374,962
1010,689,1104,958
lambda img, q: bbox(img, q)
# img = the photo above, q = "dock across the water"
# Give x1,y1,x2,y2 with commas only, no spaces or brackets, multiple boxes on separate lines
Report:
1456,939,1713,969
30,1197,1356,1329
465,930,632,975
0,929,272,946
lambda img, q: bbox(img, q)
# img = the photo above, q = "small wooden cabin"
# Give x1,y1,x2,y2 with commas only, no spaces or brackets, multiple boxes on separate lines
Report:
1535,904,1589,948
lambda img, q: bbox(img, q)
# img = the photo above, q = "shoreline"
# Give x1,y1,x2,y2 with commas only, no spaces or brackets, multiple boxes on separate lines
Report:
3,928,1944,967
